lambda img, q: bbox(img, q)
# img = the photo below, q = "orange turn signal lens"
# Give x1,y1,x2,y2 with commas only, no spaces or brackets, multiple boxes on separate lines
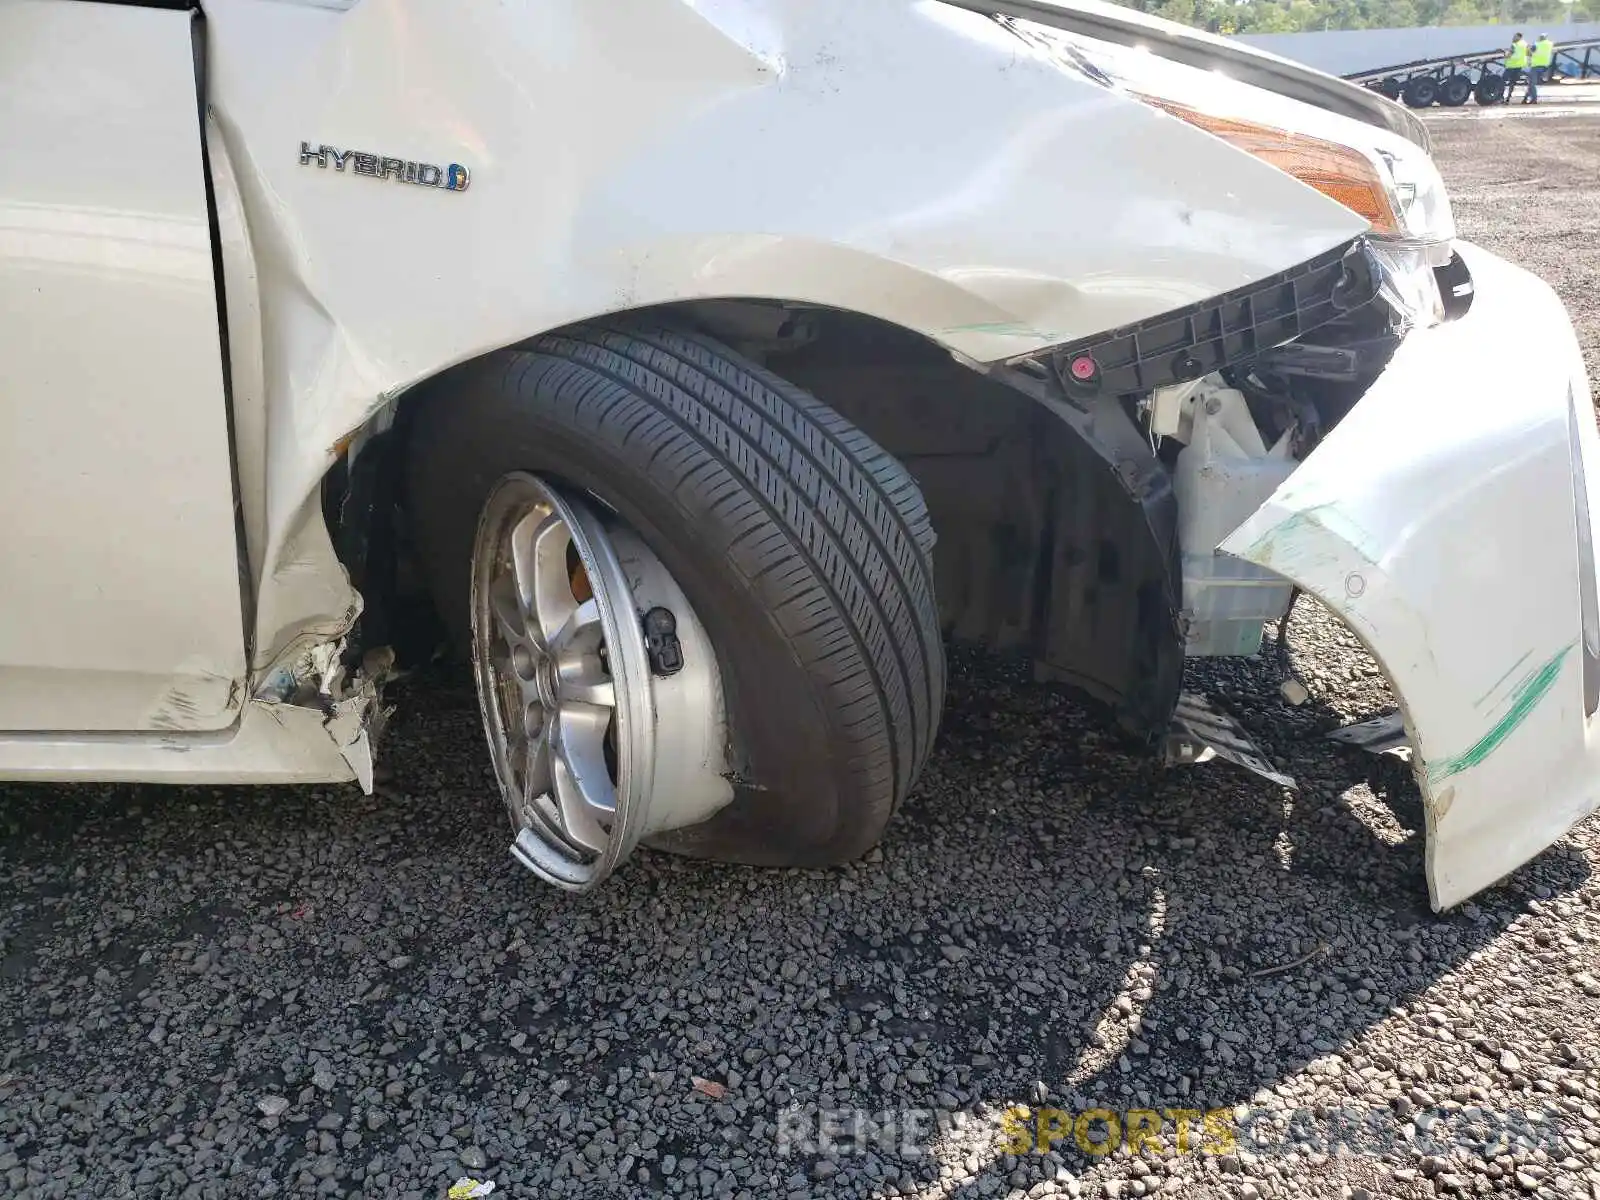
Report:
1140,97,1402,237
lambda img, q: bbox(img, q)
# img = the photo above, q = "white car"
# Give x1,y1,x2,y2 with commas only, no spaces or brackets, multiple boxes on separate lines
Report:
3,0,1594,911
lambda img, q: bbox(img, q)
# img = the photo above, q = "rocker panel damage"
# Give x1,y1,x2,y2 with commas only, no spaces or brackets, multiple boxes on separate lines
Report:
252,627,391,792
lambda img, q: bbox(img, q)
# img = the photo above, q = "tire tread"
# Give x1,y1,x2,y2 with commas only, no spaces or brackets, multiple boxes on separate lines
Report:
521,323,942,805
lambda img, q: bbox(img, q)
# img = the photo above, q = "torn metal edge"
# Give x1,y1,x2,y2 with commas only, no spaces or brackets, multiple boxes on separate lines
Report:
251,634,393,792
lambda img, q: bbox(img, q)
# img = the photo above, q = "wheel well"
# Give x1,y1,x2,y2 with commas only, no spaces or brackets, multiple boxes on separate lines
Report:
326,299,1183,739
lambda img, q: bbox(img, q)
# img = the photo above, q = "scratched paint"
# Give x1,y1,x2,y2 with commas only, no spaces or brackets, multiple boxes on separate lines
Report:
938,321,1053,339
1472,647,1534,710
1240,503,1361,574
1228,499,1395,588
1426,642,1575,786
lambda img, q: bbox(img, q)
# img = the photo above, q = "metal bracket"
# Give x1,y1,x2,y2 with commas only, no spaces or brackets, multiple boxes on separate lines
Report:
1325,709,1411,760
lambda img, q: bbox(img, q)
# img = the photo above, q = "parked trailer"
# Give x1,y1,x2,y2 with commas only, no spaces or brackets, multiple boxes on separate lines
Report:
1344,39,1600,107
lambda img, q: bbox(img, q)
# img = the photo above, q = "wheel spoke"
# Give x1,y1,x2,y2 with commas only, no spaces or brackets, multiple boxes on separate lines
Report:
489,577,527,649
510,511,577,648
558,674,616,708
522,725,553,801
550,597,603,656
549,706,615,853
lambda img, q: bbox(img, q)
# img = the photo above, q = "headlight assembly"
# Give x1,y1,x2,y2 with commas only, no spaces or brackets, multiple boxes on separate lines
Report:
1373,145,1457,258
1136,97,1453,328
1142,98,1456,257
995,14,1459,331
996,16,1458,266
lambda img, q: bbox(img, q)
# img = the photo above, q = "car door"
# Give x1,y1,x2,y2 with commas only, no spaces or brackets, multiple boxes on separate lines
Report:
0,0,247,732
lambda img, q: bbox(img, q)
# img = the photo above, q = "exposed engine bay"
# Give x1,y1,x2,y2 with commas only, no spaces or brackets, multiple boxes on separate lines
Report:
1079,239,1473,664
1144,243,1472,659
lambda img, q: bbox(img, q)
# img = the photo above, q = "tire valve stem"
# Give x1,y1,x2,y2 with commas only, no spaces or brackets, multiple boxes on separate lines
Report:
641,607,684,677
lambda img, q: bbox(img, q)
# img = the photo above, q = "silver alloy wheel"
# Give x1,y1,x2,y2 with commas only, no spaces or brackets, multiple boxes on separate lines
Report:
469,471,730,890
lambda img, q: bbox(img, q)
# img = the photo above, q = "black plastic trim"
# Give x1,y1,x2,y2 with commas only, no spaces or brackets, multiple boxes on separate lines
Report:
1435,251,1475,323
1047,240,1378,400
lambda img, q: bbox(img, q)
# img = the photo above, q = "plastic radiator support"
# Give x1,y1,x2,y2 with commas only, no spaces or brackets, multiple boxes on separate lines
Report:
1049,240,1379,400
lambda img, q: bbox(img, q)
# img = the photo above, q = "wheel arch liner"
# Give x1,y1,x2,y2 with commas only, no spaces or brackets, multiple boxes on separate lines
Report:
1220,242,1600,910
990,369,1186,739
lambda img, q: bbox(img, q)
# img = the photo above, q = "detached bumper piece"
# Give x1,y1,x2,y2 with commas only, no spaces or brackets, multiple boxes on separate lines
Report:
1166,691,1297,790
1049,240,1378,399
1221,242,1600,909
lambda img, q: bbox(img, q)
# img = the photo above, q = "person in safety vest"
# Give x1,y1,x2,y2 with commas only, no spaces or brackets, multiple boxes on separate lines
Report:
1505,33,1529,103
1529,34,1556,103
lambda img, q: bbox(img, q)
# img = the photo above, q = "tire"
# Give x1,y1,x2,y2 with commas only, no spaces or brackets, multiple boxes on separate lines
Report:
1377,78,1402,100
1440,74,1473,106
1475,76,1506,105
1402,76,1439,107
404,320,946,867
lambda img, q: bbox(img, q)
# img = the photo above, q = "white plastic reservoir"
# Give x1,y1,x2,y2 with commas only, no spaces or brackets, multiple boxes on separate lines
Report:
1169,380,1299,657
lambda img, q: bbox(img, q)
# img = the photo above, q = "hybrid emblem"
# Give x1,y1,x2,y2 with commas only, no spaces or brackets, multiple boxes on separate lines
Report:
299,142,470,192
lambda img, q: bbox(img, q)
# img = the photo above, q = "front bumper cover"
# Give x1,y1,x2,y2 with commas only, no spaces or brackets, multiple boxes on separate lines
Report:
1223,240,1600,910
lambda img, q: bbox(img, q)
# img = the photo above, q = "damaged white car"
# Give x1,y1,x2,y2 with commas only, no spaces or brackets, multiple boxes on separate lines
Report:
3,0,1595,910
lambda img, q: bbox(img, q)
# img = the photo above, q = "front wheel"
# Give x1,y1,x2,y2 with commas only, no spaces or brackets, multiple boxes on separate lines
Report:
405,321,946,889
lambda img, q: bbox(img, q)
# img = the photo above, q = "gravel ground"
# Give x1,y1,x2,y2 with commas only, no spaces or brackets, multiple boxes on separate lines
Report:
5,114,1600,1200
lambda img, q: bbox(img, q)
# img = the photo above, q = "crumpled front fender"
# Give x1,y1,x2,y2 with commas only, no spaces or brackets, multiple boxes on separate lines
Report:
202,0,1370,692
1222,241,1599,910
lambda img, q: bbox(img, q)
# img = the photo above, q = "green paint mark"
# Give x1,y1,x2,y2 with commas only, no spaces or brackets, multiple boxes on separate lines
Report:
1426,642,1575,785
1243,505,1333,566
1241,503,1377,574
